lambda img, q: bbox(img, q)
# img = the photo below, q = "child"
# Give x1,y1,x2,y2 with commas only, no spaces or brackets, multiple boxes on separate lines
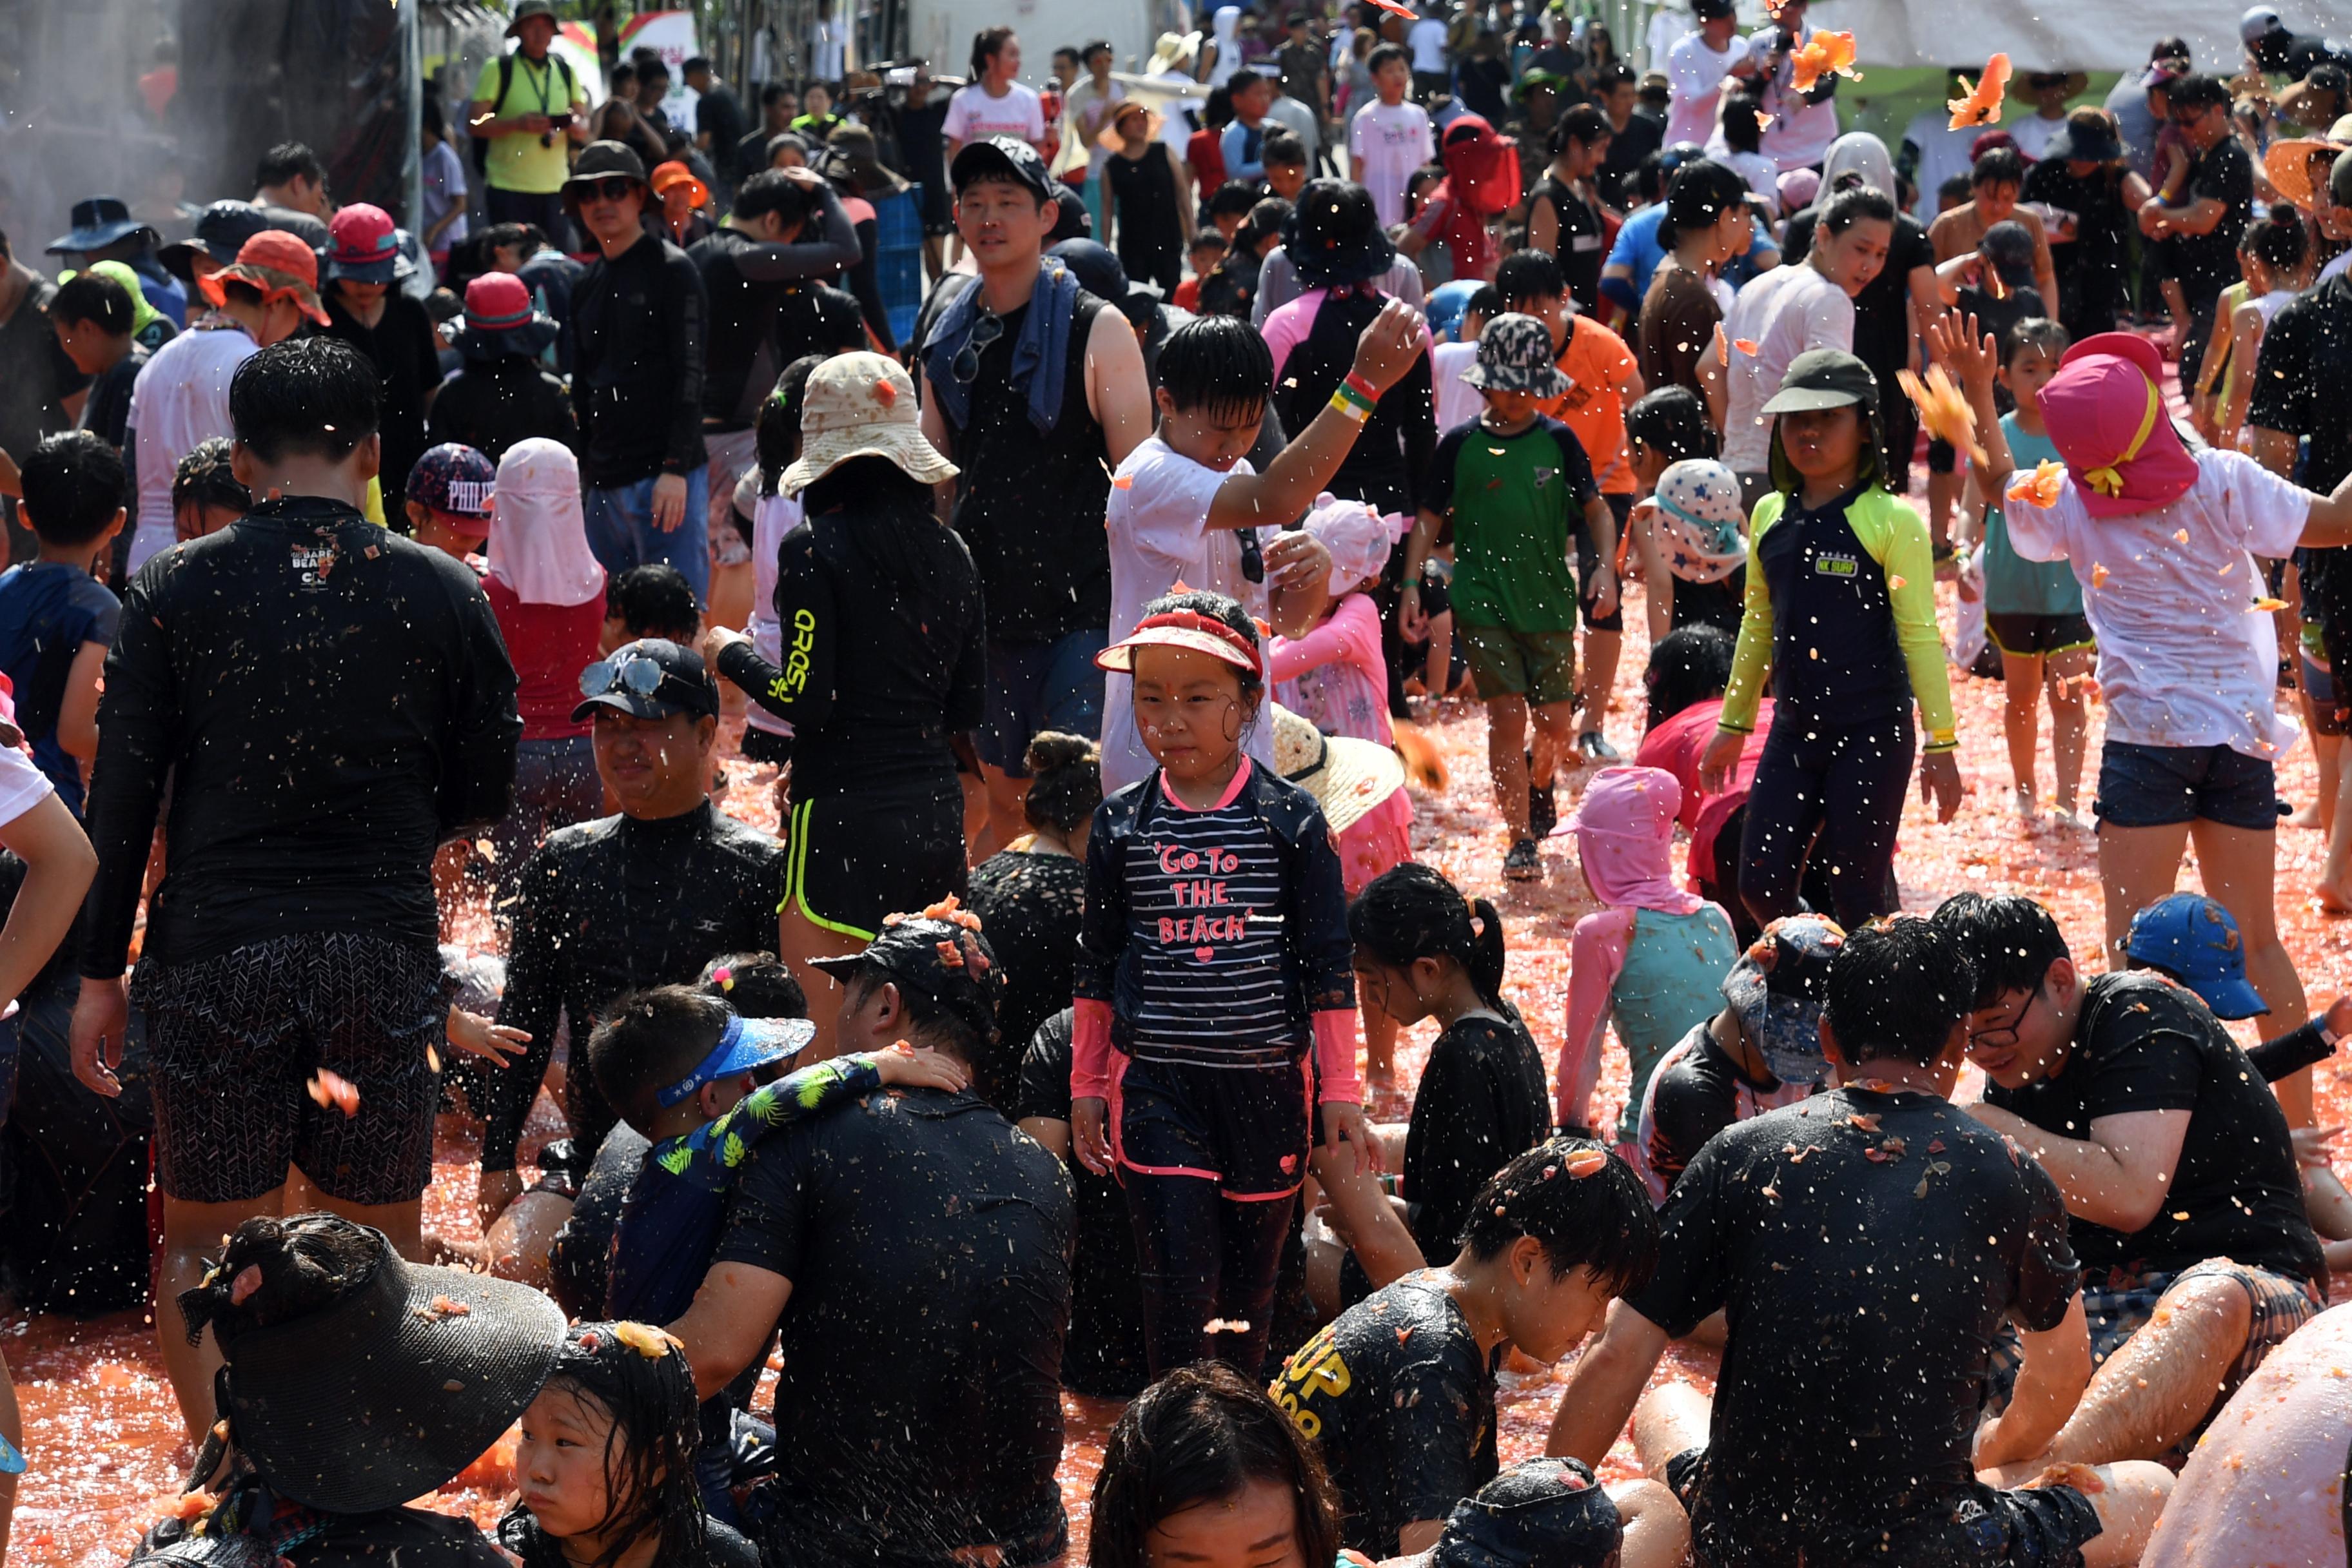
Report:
1349,43,1434,229
736,355,827,780
602,561,701,653
1400,312,1616,881
1198,196,1291,319
1623,387,1731,640
1346,862,1547,1279
1632,625,1783,939
2210,204,2311,450
402,440,496,560
1955,316,2091,825
1430,283,1500,433
1221,70,1277,184
418,98,469,270
1494,250,1641,754
1268,1140,1662,1560
1700,349,1962,928
1173,232,1228,311
1070,591,1371,1378
171,436,251,544
1636,456,1747,645
1270,496,1407,745
1553,765,1739,1137
1262,128,1311,202
502,1321,761,1568
1099,304,1424,794
1713,93,1781,220
0,431,123,814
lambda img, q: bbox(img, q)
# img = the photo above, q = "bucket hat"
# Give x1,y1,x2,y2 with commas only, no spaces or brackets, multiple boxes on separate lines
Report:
2037,332,2198,519
781,352,958,496
1284,179,1399,288
455,271,561,359
826,123,910,196
1273,706,1406,834
564,139,649,195
44,195,157,255
196,230,333,326
649,160,710,210
2041,115,2126,165
1721,914,1845,1084
506,0,560,34
326,202,402,284
160,201,276,282
1462,312,1569,398
1651,459,1747,584
1431,1457,1622,1568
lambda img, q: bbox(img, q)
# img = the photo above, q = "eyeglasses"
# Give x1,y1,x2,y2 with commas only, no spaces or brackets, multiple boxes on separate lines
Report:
950,310,1005,384
577,177,639,204
578,652,672,700
1966,986,2043,1052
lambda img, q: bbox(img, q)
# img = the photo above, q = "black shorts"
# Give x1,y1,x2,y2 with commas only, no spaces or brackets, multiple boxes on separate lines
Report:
1986,612,2094,658
740,725,794,765
2095,740,2280,832
783,777,968,941
1928,434,1958,475
1112,1054,1313,1199
1664,1448,2101,1568
136,932,455,1206
1575,495,1630,633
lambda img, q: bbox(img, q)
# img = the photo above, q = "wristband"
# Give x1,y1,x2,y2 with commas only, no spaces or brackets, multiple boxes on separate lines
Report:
1335,380,1378,415
1925,730,1959,754
1342,371,1382,406
1329,388,1373,424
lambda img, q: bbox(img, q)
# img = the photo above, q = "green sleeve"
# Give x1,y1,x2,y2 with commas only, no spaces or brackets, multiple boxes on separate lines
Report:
1718,497,1781,734
1857,494,1958,749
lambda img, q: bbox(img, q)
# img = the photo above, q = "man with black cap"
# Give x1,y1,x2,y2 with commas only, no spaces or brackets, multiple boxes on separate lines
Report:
564,141,712,606
478,638,787,1239
44,196,185,328
470,0,591,244
669,906,1075,1568
916,135,1153,856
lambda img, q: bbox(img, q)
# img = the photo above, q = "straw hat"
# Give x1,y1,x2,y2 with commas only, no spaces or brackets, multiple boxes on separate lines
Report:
1272,706,1406,834
1100,99,1168,155
781,352,958,496
2266,113,2352,211
1149,30,1202,74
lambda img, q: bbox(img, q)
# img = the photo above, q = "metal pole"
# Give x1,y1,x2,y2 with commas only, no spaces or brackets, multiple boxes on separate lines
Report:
404,0,425,236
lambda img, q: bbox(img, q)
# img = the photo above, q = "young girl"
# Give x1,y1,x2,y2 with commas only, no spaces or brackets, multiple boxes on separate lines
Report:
736,355,828,802
1071,591,1371,1378
1623,386,1734,640
2213,204,2312,449
1700,349,1963,928
503,1321,760,1568
1554,765,1738,1137
1346,863,1547,1285
1955,317,2092,825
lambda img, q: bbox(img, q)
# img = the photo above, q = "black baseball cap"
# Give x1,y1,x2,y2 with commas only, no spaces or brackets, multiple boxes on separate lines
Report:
1431,1458,1623,1568
810,905,1004,1047
1759,348,1881,416
160,201,277,282
571,638,721,723
951,135,1055,201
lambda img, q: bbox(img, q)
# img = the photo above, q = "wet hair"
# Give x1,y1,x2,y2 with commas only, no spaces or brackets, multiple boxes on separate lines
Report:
1819,184,1896,236
845,963,986,1058
1368,42,1410,75
1494,248,1565,307
1262,130,1308,168
1207,179,1263,220
1719,93,1765,155
605,563,700,641
589,986,735,1131
756,353,830,496
1660,157,1749,248
1158,314,1274,423
50,270,136,335
173,436,252,516
1136,589,1262,698
735,168,816,229
1642,623,1736,728
1551,103,1610,155
971,25,1017,76
483,221,545,257
1970,147,2026,190
698,953,808,1020
1089,1362,1340,1568
177,1213,381,1355
18,430,126,547
2243,201,2309,275
229,337,380,463
520,1322,707,1568
1458,1139,1660,1293
2002,316,2070,366
1624,386,1719,464
1348,862,1507,1009
1936,172,1975,208
1823,915,1973,1068
1930,892,2071,1010
1023,731,1104,832
255,141,326,190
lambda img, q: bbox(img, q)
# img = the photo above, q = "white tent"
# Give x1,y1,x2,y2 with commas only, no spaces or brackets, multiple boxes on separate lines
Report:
1814,0,2306,74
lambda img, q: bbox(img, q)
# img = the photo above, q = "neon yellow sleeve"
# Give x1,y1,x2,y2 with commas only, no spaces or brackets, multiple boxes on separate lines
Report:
1718,497,1780,734
1859,495,1958,749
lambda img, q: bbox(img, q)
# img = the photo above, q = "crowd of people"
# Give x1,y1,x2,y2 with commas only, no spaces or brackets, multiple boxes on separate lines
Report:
6,1,2352,1564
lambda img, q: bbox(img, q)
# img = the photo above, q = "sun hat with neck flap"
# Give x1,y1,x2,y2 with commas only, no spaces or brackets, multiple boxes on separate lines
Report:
2035,331,2199,519
781,351,958,496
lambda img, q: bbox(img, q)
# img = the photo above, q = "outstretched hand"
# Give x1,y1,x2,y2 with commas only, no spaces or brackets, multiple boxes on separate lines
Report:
1349,297,1429,395
1926,310,1998,401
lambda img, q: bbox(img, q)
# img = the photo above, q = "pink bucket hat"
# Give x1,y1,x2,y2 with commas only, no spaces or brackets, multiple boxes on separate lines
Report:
2035,332,2198,519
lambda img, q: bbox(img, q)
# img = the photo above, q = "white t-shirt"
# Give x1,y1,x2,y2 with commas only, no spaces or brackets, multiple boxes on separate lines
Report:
1716,146,1781,219
125,321,257,571
1645,5,1692,72
1432,340,1482,435
1664,30,1747,150
1719,262,1856,471
1351,99,1436,228
2006,451,2310,758
1407,18,1449,73
943,81,1046,146
2008,113,2066,162
1268,92,1320,156
739,473,802,740
1102,435,1279,794
1749,26,1841,172
0,737,55,832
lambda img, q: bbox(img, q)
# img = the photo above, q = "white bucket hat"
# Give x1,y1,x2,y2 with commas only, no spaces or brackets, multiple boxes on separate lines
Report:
780,352,959,497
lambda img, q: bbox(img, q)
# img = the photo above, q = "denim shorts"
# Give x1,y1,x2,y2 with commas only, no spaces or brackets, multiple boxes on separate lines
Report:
977,627,1110,774
2095,740,2280,832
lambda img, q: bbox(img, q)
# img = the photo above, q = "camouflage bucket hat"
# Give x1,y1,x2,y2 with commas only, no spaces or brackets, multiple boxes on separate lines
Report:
1460,311,1569,398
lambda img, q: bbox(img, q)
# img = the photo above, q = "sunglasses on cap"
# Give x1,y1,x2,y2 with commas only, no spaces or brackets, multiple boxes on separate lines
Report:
579,651,679,700
578,177,640,204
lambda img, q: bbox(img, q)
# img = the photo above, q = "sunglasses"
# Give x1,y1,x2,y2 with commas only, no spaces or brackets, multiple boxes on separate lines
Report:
950,309,1006,385
576,176,640,204
579,652,675,701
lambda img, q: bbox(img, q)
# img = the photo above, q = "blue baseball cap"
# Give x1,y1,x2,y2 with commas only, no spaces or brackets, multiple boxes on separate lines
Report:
2122,894,2268,1019
654,1012,818,1108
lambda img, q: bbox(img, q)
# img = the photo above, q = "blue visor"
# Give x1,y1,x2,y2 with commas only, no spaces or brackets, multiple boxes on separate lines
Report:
655,1014,818,1108
0,1426,23,1475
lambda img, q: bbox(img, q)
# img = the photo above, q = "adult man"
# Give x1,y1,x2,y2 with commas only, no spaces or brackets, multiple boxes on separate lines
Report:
248,143,335,253
683,56,745,199
669,913,1074,1568
1663,0,1754,153
736,83,798,189
1595,64,1662,207
1745,0,1840,173
469,0,591,244
50,272,148,453
687,166,861,614
1935,893,2328,1471
0,231,84,534
917,137,1152,852
1551,916,2174,1568
121,230,323,573
1277,13,1331,156
321,204,440,506
563,141,711,605
43,196,184,328
1407,4,1451,101
2106,41,2191,183
156,201,273,301
68,336,520,1438
2139,72,2255,389
480,638,787,1228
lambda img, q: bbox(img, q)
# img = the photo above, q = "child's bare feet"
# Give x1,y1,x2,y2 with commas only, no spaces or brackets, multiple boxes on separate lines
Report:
2317,877,2352,914
2012,785,2039,823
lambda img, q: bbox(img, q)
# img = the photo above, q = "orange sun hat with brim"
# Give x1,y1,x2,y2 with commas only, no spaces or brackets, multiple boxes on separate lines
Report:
1096,608,1265,681
2035,331,2198,519
650,160,710,210
197,229,332,326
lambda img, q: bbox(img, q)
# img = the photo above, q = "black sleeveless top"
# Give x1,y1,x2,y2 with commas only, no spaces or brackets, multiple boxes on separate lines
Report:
1269,286,1438,516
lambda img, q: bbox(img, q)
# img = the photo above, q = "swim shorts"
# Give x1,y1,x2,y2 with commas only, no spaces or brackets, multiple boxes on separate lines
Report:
1112,1054,1314,1199
1460,624,1580,707
2095,740,2280,832
1986,613,2094,659
136,932,455,1206
783,777,968,941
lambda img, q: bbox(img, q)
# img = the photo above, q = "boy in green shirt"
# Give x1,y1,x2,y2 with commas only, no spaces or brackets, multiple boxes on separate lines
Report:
1402,313,1617,880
